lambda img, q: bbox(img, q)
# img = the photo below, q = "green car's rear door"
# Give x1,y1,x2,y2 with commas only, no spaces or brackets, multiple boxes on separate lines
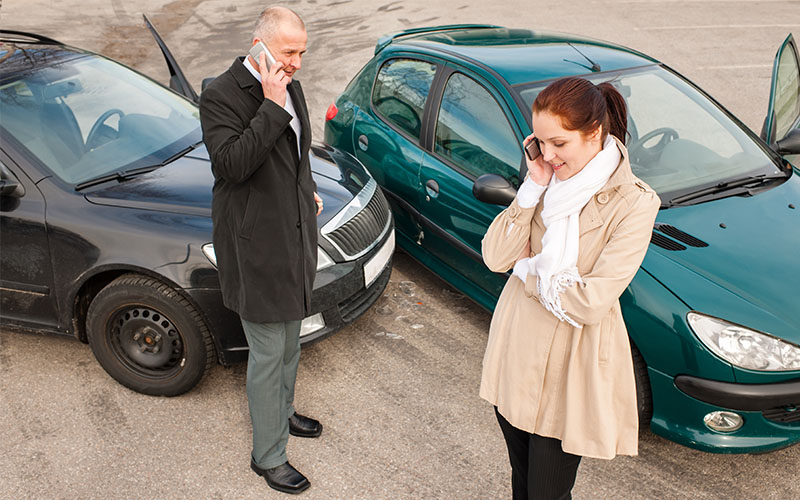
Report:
417,67,526,309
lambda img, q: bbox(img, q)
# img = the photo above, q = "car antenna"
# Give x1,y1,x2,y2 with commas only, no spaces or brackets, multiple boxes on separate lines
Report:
566,43,601,72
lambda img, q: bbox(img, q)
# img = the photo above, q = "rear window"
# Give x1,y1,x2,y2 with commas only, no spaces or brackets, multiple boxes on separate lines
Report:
371,58,437,140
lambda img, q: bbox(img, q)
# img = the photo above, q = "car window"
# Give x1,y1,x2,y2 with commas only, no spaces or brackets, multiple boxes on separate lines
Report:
434,72,521,180
0,55,200,185
773,44,800,141
371,58,436,140
517,66,780,198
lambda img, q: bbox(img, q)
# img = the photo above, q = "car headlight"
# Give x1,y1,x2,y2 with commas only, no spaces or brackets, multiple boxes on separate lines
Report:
317,247,334,271
687,312,800,371
202,243,217,267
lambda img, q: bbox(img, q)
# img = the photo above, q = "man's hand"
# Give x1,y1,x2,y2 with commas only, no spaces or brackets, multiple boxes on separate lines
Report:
259,52,289,106
314,192,323,216
523,133,553,186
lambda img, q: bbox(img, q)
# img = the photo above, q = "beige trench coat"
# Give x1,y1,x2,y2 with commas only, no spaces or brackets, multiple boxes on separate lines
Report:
480,139,659,459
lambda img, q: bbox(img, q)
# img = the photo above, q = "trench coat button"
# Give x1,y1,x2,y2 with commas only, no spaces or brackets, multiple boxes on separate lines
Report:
597,192,609,204
296,221,301,228
508,205,520,217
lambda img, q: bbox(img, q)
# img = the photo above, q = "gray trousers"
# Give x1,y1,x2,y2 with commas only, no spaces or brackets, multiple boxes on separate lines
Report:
240,318,301,469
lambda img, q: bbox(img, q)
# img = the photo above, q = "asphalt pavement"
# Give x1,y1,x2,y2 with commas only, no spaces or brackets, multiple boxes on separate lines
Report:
2,1,800,499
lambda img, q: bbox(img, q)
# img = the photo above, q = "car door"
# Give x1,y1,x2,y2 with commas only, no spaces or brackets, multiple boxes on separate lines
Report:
417,68,525,306
0,153,59,329
353,56,439,243
763,33,800,166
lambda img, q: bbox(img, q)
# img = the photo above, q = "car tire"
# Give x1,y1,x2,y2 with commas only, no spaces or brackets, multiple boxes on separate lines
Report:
86,273,215,396
631,342,653,427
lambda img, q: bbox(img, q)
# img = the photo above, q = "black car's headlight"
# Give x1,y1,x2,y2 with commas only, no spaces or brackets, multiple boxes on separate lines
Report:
688,312,800,371
202,243,334,272
317,247,335,271
202,243,217,267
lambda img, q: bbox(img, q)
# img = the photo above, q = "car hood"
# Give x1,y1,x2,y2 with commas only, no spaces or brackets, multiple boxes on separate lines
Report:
642,175,800,344
84,143,373,227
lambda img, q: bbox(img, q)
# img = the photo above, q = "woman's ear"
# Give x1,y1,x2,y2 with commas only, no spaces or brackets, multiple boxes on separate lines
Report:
588,124,603,142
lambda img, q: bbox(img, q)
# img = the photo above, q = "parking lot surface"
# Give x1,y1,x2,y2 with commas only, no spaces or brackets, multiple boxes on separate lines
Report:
2,1,800,499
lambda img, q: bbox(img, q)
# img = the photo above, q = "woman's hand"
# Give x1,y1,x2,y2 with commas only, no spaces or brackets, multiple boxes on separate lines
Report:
523,133,553,186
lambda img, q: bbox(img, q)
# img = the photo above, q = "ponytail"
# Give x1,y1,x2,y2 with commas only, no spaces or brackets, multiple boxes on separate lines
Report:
596,82,628,145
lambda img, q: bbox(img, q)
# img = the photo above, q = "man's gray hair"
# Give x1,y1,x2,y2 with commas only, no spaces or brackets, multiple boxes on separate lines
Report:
252,6,305,42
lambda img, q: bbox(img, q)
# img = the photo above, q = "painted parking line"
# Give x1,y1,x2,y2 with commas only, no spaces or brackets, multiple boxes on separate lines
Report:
634,24,800,30
696,64,773,70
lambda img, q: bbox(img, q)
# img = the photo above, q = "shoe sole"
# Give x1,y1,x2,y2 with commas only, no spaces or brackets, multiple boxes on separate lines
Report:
251,462,310,495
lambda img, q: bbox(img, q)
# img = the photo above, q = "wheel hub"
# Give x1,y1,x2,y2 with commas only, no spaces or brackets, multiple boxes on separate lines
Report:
111,307,183,372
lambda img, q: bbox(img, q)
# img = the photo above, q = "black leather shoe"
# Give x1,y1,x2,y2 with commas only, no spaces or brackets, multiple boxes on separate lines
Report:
251,460,310,494
289,413,322,438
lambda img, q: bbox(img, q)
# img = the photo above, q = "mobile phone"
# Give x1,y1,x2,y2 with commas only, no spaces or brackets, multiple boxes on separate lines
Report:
524,137,541,161
248,41,277,71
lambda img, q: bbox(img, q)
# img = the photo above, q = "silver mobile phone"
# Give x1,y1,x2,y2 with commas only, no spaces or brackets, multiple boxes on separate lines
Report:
248,41,277,71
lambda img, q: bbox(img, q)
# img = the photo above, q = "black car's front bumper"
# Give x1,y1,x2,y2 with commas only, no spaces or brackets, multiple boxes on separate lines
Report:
187,228,394,365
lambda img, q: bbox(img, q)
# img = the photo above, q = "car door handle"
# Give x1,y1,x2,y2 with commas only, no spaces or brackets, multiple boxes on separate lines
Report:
425,179,439,199
358,134,369,151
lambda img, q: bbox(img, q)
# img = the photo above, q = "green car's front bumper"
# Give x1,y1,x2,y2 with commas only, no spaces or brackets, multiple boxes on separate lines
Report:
649,368,800,453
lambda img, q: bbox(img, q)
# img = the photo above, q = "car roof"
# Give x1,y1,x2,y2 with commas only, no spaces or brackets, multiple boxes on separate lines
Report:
0,31,90,81
382,26,659,86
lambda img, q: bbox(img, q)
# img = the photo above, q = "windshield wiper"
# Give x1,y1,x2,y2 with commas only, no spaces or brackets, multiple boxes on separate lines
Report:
662,172,789,208
74,140,203,191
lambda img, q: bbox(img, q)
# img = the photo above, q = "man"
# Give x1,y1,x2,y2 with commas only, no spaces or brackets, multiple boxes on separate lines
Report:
199,6,322,495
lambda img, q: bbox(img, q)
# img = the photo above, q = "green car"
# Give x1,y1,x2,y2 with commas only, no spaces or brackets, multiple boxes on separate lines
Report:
324,25,800,454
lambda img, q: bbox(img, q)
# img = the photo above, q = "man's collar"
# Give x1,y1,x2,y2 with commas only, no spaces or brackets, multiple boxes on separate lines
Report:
231,57,259,89
242,56,262,82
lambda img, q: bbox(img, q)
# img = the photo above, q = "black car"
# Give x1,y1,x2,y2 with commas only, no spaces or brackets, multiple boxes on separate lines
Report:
0,25,395,397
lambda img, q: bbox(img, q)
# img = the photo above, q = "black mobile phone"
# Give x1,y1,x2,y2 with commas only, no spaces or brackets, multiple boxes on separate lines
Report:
524,137,541,161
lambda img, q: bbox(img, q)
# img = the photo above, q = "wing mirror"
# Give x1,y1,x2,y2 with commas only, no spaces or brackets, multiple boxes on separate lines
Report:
775,128,800,155
473,174,517,206
0,178,25,198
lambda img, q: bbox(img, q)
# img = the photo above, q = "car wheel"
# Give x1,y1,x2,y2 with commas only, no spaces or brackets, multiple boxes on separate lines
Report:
86,273,214,396
631,342,653,427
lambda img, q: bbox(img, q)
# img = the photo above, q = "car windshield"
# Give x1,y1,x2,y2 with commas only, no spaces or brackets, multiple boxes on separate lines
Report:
0,54,201,185
515,66,783,200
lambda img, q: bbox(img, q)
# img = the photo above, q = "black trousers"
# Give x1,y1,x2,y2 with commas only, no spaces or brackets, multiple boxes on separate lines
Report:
495,408,582,500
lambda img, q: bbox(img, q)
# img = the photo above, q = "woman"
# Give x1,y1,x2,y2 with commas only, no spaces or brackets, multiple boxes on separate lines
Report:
480,77,660,500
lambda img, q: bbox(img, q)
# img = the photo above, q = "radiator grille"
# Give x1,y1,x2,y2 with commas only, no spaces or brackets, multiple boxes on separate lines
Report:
326,187,391,259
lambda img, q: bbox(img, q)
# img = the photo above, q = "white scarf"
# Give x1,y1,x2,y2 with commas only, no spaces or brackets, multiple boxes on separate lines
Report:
529,135,620,327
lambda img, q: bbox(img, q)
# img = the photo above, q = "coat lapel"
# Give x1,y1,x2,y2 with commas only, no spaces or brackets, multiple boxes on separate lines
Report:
579,198,604,236
287,80,312,159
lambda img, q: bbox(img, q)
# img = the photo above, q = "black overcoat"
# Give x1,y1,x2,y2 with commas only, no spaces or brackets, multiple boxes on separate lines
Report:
199,57,317,323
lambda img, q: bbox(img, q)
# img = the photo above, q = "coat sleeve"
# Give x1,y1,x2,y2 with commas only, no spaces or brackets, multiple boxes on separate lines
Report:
199,84,292,184
481,197,538,273
523,190,659,325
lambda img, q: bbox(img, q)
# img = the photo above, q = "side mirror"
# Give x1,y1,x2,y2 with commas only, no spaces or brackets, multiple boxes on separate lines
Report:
473,174,517,206
775,128,800,155
201,77,216,92
0,178,25,198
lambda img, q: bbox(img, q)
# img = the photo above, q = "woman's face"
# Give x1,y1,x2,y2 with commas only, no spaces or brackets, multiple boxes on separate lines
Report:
532,111,603,181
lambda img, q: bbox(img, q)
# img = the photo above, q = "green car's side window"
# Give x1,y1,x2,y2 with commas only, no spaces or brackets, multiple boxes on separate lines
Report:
434,72,521,180
371,58,436,141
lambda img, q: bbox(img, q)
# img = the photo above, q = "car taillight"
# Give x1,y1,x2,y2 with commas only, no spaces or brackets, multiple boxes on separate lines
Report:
325,103,338,121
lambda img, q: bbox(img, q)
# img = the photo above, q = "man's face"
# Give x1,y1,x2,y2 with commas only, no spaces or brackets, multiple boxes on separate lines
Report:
259,24,307,79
